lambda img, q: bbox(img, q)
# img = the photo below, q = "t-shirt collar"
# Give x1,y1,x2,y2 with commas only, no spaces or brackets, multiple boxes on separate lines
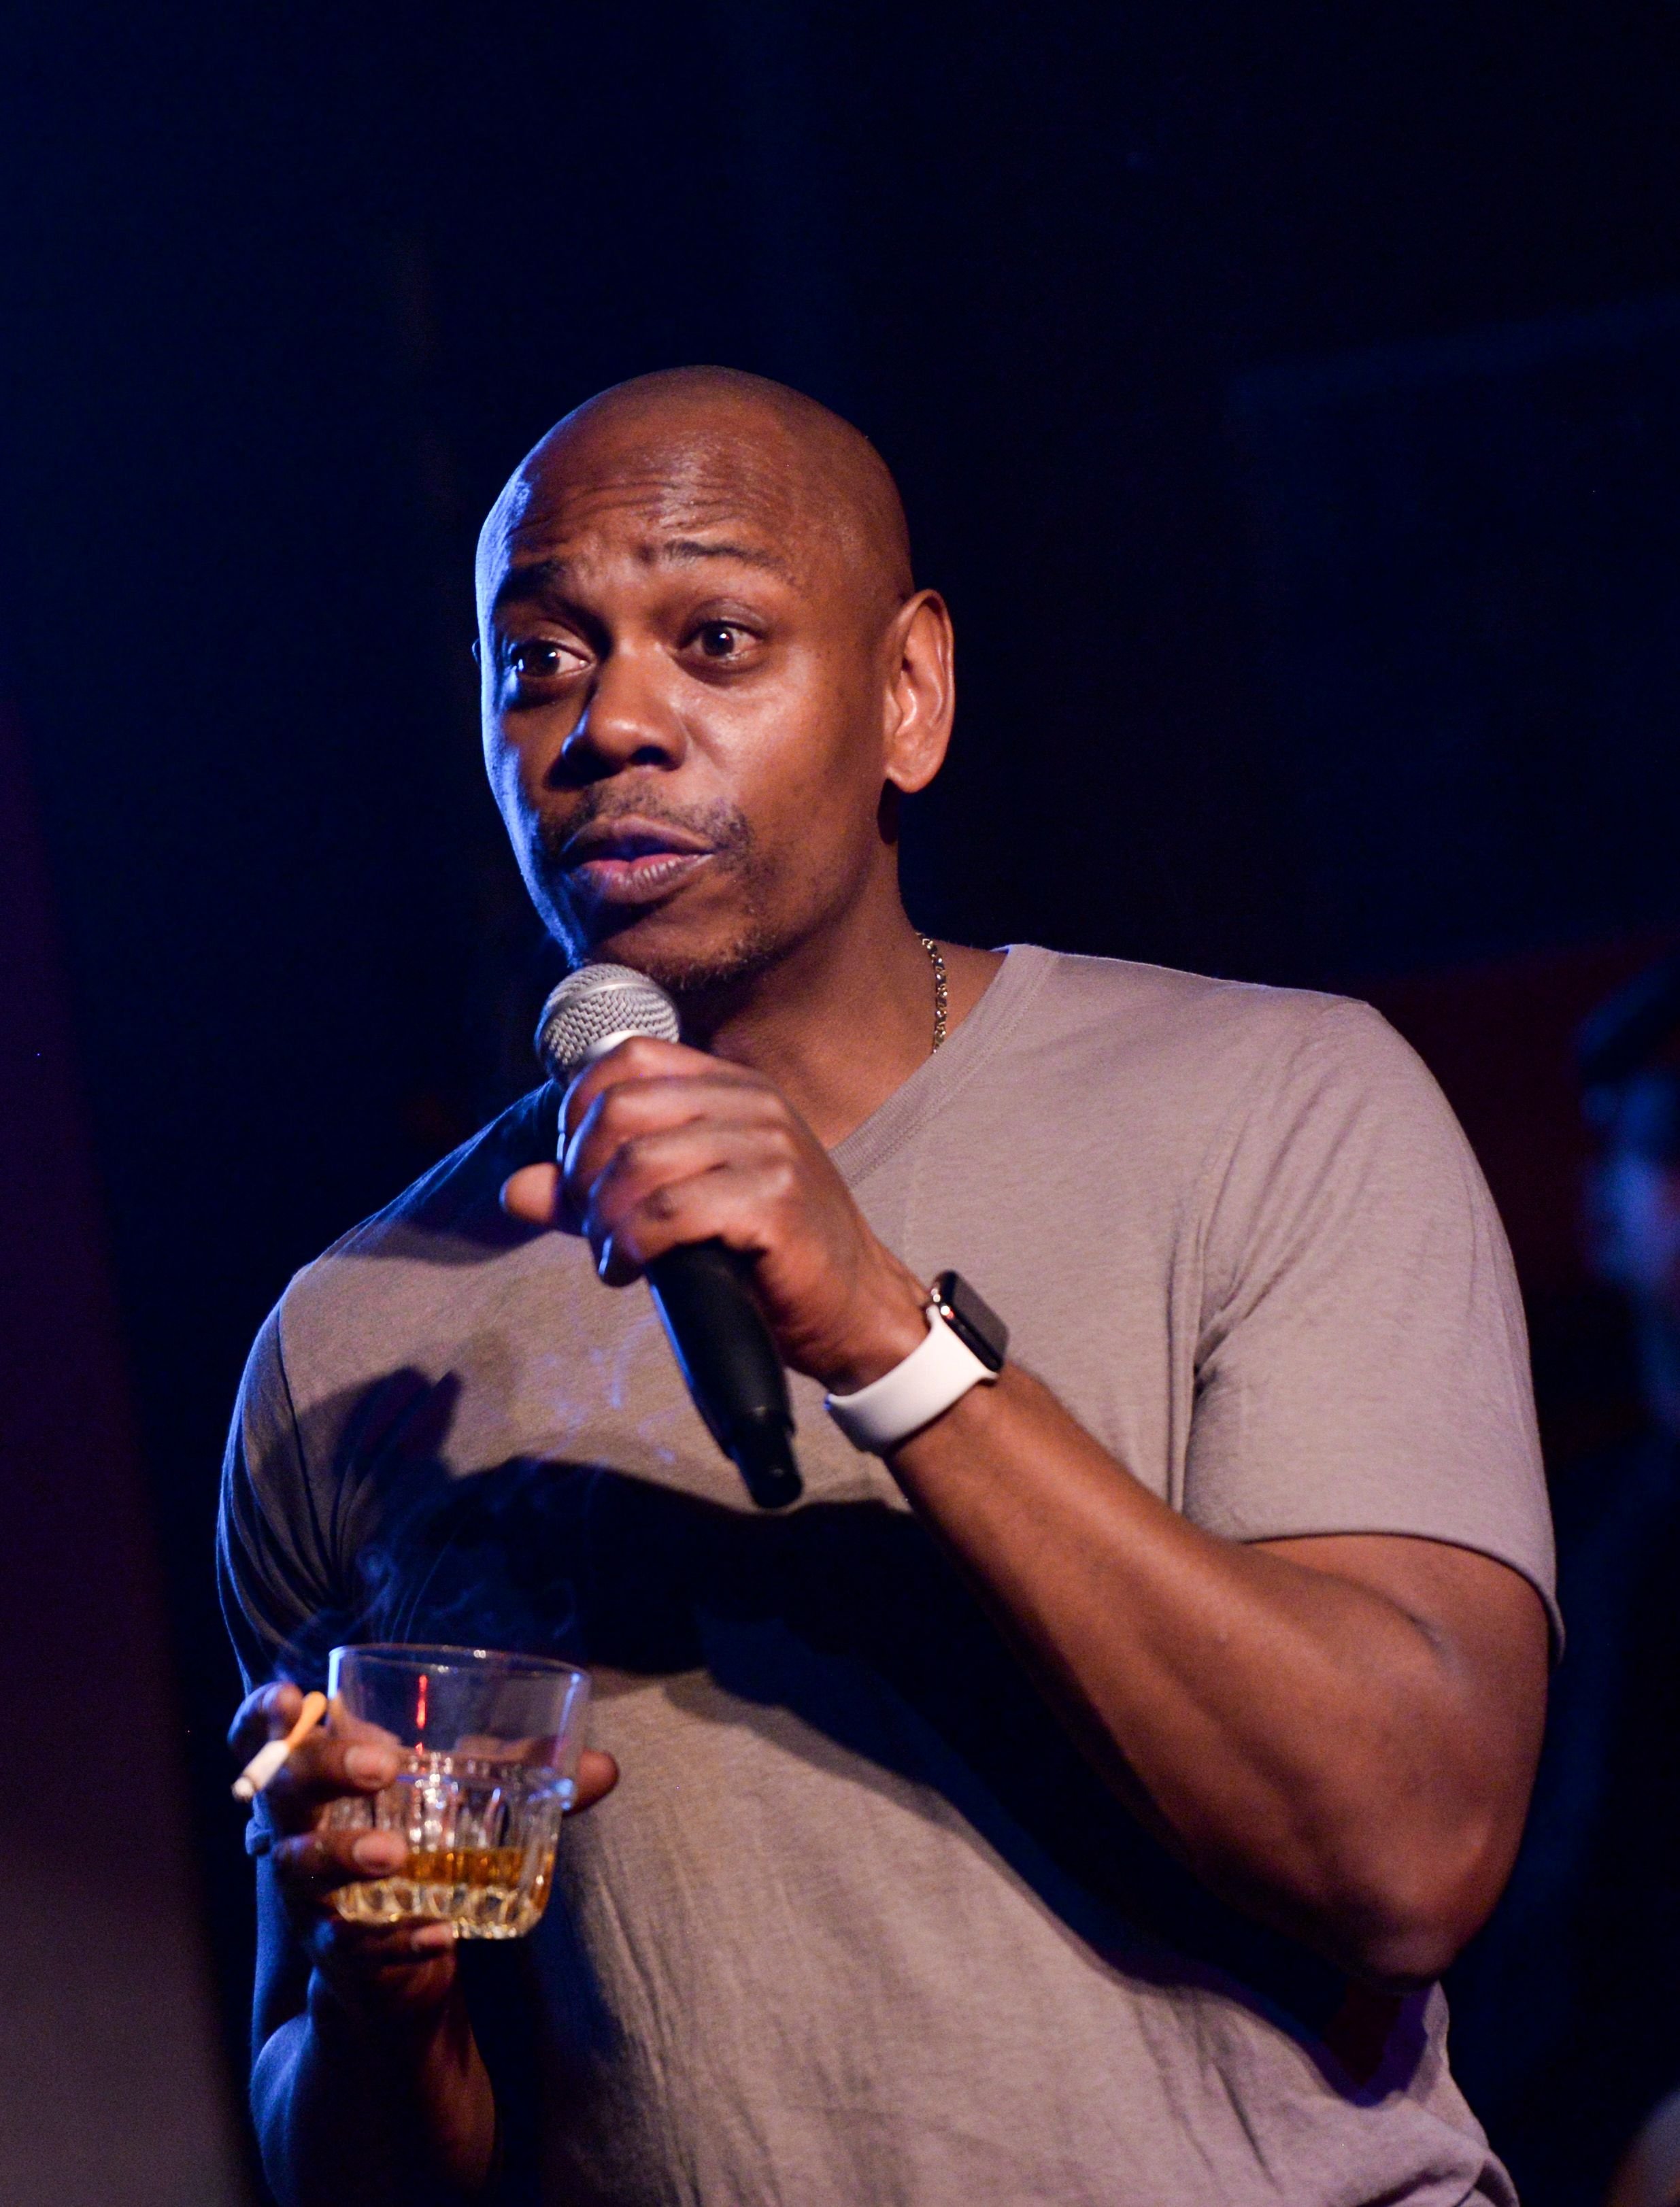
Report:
829,943,1054,1186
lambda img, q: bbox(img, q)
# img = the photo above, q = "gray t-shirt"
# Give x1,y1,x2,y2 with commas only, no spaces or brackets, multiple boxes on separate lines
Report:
220,945,1554,2206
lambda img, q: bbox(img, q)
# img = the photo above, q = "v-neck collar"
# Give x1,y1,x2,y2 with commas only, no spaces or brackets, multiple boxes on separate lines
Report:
828,943,1054,1186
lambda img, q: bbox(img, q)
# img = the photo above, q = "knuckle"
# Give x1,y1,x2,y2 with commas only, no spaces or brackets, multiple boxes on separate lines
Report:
596,1083,642,1131
271,1835,316,1885
753,1126,799,1177
267,1751,326,1812
610,1132,652,1181
607,1222,650,1272
263,1772,302,1824
584,1174,621,1230
233,1681,290,1750
767,1158,801,1204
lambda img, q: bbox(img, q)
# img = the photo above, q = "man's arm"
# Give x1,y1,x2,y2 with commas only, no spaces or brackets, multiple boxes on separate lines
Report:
884,1364,1548,1987
231,1683,616,2206
219,1328,619,2203
511,1033,1549,1992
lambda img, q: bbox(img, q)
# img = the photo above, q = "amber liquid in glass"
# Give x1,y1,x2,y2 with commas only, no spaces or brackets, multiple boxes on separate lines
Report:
332,1839,558,1938
324,1756,570,1940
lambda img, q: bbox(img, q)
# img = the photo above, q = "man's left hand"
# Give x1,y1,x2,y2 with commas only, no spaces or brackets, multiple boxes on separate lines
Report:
502,1035,927,1393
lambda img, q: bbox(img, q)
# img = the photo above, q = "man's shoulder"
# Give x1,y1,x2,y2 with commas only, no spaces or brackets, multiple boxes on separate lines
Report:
328,1084,558,1256
1008,943,1398,1090
275,1085,562,1332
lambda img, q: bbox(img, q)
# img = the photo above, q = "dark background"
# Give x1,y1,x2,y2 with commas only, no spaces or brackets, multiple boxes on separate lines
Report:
1,5,1677,2199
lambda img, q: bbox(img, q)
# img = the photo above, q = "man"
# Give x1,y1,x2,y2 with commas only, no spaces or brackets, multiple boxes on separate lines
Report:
222,367,1553,2206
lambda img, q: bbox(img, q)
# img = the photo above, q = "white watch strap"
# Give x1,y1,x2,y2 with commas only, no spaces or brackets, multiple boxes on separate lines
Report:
824,1305,998,1453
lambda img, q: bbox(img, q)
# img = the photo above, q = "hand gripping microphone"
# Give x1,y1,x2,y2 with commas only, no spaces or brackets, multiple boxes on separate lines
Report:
535,964,803,1511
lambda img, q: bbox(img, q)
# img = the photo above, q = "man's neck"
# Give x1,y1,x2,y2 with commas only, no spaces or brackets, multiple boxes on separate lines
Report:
687,900,1002,1150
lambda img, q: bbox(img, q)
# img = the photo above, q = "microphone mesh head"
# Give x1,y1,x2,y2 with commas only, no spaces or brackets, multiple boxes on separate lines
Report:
535,963,682,1085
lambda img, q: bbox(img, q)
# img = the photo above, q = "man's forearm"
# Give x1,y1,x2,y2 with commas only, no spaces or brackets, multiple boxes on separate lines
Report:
253,1973,497,2207
887,1362,1548,1986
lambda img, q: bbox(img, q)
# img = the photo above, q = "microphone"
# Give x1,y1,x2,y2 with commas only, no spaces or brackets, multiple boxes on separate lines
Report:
535,964,803,1511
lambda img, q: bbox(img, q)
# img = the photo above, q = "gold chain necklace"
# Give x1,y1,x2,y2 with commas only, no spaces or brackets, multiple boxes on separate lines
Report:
919,934,949,1052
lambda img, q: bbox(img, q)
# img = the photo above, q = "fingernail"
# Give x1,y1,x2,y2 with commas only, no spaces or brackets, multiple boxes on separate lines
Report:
412,1922,454,1950
346,1745,395,1784
352,1832,404,1870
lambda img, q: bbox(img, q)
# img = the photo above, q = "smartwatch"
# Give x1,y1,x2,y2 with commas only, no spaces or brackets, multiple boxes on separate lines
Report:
825,1271,1009,1453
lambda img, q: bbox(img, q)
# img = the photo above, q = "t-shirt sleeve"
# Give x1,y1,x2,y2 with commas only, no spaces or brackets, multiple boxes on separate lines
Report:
1184,997,1558,1634
217,1301,346,1694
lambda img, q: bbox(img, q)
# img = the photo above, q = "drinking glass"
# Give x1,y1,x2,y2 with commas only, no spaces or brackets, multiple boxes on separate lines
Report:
320,1643,589,1940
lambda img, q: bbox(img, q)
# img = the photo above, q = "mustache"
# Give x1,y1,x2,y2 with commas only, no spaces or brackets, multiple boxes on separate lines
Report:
534,789,754,871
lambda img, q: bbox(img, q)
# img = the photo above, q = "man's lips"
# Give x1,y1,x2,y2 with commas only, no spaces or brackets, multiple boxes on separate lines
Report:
556,818,719,909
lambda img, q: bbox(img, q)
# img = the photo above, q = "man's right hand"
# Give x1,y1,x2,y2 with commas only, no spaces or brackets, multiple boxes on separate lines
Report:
230,1683,454,2027
228,1682,619,2031
233,1680,612,2204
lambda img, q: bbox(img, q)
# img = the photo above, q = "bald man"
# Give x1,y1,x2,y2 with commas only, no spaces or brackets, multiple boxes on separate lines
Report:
222,369,1554,2206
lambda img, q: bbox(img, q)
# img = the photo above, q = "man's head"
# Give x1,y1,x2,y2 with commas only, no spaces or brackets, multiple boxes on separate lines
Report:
475,368,953,1003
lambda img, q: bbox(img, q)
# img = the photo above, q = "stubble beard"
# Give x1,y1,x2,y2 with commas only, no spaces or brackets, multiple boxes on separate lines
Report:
531,791,790,1018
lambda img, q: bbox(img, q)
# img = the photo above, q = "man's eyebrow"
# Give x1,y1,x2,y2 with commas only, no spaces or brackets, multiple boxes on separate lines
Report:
491,558,570,613
655,537,792,577
490,538,794,616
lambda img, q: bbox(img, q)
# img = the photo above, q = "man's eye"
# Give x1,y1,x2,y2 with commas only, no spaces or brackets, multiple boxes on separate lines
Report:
696,622,745,660
509,641,573,679
501,638,588,694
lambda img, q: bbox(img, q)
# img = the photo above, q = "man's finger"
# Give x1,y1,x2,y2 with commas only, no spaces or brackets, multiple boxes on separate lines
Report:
502,1162,564,1227
560,1036,745,1144
595,1159,791,1287
262,1730,403,1832
573,1748,618,1813
318,1919,458,1970
273,1823,408,1905
566,1072,777,1183
226,1679,302,1763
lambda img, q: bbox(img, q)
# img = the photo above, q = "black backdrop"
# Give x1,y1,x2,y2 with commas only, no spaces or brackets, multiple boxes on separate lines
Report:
2,0,1678,2168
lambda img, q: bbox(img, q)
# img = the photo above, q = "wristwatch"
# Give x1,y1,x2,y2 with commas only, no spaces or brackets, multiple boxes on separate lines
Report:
825,1270,1009,1454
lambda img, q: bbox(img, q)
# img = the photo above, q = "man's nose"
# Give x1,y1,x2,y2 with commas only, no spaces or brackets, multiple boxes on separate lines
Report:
554,644,686,781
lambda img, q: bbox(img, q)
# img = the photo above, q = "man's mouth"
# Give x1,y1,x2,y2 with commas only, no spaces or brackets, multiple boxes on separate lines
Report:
556,816,720,909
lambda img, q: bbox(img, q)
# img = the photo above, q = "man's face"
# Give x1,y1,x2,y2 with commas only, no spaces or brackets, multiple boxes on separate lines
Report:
477,420,900,996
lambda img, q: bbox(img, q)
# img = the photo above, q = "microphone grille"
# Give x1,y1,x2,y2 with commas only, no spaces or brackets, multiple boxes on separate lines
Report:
534,963,682,1085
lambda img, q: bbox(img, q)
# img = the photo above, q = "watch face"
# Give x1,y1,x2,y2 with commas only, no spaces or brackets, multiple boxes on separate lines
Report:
933,1270,1009,1370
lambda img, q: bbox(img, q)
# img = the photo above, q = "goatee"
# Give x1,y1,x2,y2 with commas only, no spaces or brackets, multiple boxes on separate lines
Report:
533,791,784,1017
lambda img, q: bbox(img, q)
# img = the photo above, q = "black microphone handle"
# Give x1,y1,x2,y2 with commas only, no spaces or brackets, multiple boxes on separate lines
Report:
645,1240,803,1510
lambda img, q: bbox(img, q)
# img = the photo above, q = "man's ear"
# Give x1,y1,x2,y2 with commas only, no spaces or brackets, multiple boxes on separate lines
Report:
881,591,956,796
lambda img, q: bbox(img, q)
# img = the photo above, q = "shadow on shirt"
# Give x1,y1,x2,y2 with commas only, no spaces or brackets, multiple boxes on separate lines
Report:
268,1360,1428,2110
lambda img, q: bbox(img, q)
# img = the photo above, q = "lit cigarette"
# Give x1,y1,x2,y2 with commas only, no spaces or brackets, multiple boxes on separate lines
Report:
233,1689,328,1801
